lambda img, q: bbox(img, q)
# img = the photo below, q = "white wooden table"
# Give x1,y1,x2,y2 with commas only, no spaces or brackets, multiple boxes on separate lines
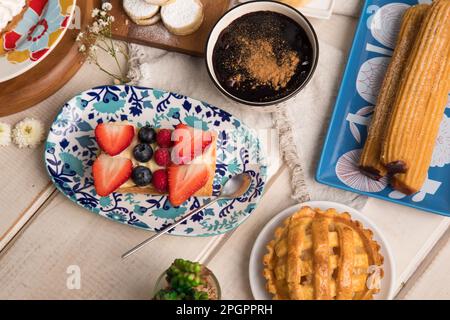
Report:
0,4,449,300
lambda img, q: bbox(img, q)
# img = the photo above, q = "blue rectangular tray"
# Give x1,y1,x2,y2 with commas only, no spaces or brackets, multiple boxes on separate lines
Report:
316,0,450,216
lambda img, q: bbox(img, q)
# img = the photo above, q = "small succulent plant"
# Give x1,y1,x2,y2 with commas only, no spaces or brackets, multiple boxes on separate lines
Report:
154,259,210,300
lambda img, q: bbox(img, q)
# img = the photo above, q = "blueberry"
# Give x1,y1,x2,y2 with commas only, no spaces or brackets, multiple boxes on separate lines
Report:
138,126,156,143
133,143,153,162
131,166,152,186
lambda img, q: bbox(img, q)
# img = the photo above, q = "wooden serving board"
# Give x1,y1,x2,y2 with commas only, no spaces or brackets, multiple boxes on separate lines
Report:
0,0,97,117
109,0,231,57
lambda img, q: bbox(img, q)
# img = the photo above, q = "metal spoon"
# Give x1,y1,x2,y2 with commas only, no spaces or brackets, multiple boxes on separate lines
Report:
121,173,252,259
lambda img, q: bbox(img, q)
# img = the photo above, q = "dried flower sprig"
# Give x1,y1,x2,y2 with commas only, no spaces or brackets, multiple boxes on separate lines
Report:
76,3,130,84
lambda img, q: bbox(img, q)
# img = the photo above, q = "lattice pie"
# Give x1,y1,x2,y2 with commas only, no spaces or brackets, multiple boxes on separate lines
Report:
263,206,384,300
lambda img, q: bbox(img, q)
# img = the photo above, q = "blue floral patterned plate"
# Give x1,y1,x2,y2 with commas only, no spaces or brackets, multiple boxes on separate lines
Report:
45,85,267,236
317,0,450,216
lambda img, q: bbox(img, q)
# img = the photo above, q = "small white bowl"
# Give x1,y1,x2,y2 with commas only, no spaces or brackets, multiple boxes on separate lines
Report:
249,201,396,300
205,0,319,110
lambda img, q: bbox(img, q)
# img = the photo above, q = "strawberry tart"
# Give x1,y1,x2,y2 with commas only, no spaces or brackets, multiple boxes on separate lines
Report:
92,122,216,207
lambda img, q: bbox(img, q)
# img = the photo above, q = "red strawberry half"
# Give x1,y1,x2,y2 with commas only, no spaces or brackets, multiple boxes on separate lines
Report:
93,154,132,197
95,123,135,156
172,124,213,165
168,163,209,207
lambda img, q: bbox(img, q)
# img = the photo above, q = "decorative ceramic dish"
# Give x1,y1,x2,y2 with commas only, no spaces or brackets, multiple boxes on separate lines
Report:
45,85,267,236
0,0,76,83
249,201,396,300
316,0,449,216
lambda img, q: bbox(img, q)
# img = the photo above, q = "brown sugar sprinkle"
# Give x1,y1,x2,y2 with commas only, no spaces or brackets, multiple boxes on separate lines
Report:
212,11,313,103
237,37,300,90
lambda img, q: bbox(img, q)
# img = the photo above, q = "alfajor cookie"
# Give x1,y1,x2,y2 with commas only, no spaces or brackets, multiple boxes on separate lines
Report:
144,0,170,5
161,0,204,36
134,13,161,26
123,0,160,20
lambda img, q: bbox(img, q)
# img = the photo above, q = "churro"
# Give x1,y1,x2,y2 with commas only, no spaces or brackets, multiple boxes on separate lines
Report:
381,0,450,175
359,4,429,180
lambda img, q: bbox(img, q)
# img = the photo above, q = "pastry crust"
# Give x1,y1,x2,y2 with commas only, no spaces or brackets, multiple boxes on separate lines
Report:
359,4,429,180
117,134,216,197
263,207,384,300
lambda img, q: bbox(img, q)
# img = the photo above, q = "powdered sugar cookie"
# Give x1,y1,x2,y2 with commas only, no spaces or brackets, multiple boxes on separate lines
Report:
144,0,170,5
123,0,160,20
161,0,204,36
134,13,161,26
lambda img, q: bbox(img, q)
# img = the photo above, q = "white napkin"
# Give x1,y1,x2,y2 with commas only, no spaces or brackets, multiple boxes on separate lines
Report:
334,0,364,17
126,0,367,209
274,40,366,208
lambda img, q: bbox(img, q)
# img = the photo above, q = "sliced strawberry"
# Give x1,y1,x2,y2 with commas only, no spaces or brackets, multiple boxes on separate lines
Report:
172,124,213,165
168,163,209,207
95,123,135,156
93,154,132,197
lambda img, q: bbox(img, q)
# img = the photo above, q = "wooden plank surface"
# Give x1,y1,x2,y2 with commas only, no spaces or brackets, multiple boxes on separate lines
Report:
0,192,223,299
1,4,450,300
110,0,231,56
0,48,127,251
0,0,97,117
399,228,450,299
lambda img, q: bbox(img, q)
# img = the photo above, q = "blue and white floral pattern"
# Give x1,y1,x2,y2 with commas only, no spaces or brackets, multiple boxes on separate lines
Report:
45,86,267,236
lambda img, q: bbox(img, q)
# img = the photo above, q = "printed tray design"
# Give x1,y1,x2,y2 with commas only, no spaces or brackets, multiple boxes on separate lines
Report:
317,0,449,216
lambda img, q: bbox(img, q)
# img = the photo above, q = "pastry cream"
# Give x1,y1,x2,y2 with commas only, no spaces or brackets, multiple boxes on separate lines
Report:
105,123,215,189
118,135,164,188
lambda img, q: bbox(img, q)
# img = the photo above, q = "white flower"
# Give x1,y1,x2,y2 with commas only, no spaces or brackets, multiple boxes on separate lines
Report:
90,45,98,54
90,21,101,34
100,10,107,17
108,16,115,23
79,44,86,52
0,122,11,146
92,8,100,17
12,118,45,148
76,32,84,42
102,2,112,11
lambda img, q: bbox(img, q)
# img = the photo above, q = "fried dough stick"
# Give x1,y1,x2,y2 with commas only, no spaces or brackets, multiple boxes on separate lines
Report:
359,4,429,180
381,0,450,179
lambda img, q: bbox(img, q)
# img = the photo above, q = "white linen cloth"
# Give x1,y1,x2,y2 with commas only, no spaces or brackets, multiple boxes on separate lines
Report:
127,0,367,209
